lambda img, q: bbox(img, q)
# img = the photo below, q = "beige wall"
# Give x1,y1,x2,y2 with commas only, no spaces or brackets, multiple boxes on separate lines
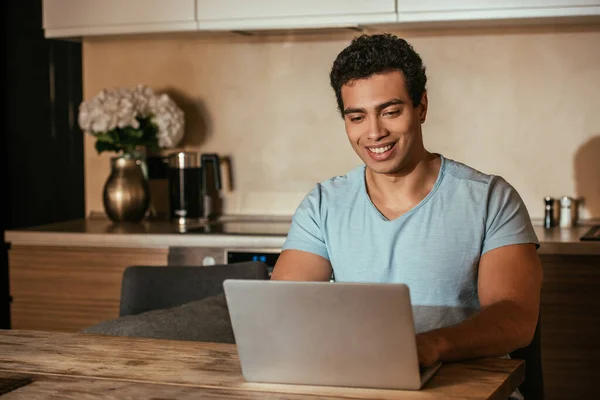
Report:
82,24,600,221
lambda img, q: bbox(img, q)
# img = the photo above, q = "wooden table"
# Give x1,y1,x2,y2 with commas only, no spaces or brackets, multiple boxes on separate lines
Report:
0,330,524,399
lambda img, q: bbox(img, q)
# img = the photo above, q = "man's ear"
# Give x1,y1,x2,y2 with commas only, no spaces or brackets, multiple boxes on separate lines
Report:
419,92,428,123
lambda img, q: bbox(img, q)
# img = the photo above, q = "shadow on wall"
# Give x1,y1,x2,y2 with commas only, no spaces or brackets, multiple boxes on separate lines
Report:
161,88,212,148
574,135,600,219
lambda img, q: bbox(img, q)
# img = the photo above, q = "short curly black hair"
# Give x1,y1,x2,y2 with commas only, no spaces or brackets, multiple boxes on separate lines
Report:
329,33,427,115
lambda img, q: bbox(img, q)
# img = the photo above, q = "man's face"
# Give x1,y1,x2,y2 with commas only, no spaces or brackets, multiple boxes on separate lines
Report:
341,70,427,175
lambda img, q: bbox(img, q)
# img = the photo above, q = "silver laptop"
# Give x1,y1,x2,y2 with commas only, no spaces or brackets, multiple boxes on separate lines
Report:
223,280,441,390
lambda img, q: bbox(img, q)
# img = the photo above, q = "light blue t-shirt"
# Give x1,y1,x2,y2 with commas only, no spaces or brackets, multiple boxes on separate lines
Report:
282,155,539,333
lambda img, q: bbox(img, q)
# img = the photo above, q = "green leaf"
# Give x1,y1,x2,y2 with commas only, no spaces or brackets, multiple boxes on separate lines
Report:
95,140,120,154
91,116,163,155
95,133,114,143
125,127,144,139
108,130,121,145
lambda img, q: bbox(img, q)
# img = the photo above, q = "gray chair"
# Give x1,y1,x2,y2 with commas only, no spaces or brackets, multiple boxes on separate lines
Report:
119,261,270,317
509,316,544,400
81,261,269,342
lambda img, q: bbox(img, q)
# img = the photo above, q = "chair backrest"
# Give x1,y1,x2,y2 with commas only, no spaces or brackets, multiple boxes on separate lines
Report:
509,315,544,400
119,261,269,317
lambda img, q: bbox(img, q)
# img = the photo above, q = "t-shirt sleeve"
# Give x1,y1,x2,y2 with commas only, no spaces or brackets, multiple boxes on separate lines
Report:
281,185,330,260
482,177,540,255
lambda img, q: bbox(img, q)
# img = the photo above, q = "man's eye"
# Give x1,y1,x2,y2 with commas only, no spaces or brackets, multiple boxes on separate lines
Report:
349,116,364,123
384,110,400,117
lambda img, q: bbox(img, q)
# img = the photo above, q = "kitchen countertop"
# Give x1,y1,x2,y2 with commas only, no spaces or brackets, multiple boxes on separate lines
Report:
4,217,600,255
3,216,290,249
534,225,600,255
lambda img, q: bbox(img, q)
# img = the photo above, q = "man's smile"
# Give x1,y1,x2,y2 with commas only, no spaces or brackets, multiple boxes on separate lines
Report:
365,142,396,160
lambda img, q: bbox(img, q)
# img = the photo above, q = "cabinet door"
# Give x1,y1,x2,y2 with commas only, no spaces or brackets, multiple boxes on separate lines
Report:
43,0,197,38
9,245,168,331
539,255,600,400
196,0,397,30
396,0,600,22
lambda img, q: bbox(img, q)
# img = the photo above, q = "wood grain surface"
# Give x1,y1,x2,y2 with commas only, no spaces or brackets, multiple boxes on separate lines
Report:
0,330,524,400
539,254,600,400
8,245,168,331
0,372,344,400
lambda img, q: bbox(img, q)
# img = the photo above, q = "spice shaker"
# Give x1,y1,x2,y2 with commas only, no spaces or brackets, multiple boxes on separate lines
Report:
559,196,578,228
543,197,558,228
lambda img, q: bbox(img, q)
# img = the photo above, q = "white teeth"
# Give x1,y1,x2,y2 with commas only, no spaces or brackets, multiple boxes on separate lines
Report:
368,144,392,154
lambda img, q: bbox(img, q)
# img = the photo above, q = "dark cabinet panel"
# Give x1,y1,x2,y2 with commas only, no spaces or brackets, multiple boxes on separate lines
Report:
540,255,600,400
2,0,84,328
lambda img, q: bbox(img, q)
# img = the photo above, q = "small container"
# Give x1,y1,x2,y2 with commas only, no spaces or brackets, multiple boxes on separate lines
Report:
543,197,558,228
559,196,578,228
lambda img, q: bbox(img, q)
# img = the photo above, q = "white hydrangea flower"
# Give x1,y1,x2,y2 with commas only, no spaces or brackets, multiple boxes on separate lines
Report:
78,84,185,150
150,93,185,148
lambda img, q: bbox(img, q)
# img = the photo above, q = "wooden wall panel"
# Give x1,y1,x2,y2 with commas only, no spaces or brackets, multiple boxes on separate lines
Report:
9,245,168,332
539,255,600,400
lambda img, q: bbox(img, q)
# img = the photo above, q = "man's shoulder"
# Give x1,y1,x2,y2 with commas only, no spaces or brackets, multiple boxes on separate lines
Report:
442,156,494,186
441,156,519,201
315,164,365,200
292,165,364,228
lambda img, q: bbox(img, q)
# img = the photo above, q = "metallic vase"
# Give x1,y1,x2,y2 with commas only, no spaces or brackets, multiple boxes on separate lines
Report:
103,157,150,223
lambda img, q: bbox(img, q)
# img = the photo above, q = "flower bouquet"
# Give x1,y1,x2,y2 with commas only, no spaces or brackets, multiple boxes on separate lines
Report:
78,84,184,157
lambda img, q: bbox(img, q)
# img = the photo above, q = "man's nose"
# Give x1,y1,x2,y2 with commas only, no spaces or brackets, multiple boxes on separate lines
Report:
366,117,388,141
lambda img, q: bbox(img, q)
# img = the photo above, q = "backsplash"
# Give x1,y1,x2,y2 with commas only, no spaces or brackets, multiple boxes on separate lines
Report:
82,25,600,220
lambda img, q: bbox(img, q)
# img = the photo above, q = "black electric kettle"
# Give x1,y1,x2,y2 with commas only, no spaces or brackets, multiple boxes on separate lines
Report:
200,153,222,220
167,152,222,226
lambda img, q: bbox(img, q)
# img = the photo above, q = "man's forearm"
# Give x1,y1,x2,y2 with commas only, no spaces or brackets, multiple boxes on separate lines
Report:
418,300,538,365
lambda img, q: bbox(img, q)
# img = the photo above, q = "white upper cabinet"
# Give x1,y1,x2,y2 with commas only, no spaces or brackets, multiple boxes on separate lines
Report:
396,0,600,23
195,0,397,30
43,0,197,38
42,0,600,39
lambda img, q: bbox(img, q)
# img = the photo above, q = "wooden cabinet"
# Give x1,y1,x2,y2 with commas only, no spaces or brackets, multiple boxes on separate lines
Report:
43,0,197,38
195,0,397,30
539,254,600,400
9,245,168,331
396,0,600,23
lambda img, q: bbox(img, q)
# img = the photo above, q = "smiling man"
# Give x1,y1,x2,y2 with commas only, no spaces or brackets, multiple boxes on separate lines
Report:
270,33,543,379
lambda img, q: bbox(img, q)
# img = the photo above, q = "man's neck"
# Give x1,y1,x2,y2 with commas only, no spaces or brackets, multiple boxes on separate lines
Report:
365,151,441,220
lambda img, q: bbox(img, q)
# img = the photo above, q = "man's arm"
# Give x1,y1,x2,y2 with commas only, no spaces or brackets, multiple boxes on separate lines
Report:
416,243,543,366
270,249,333,281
